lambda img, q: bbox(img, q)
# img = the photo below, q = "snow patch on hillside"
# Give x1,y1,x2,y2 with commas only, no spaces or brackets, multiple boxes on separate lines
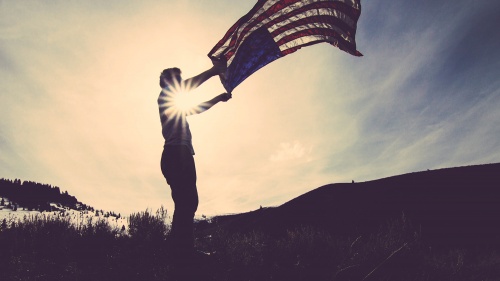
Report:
1,197,127,230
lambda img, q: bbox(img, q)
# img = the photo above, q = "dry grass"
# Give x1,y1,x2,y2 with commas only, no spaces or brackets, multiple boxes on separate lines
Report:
1,211,499,281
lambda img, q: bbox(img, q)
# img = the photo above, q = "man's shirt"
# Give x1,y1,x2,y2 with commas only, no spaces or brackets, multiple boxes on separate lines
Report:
158,86,195,155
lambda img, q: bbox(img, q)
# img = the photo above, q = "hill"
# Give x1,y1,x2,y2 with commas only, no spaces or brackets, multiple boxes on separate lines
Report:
0,178,91,212
0,178,126,230
0,178,122,221
211,163,500,248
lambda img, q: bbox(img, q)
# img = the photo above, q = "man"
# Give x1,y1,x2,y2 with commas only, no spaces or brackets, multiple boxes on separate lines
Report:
158,64,231,262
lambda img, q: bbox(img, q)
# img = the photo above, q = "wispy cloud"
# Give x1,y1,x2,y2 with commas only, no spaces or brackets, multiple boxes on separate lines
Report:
270,141,312,162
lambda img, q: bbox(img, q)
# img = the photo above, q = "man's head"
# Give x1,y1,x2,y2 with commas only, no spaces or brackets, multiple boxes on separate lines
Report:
160,67,182,88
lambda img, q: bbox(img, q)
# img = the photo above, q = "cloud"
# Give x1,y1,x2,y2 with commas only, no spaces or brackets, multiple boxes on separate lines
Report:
310,0,500,182
269,141,311,162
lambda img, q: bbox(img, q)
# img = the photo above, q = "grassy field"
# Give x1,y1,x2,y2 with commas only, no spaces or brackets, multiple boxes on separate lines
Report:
1,209,499,281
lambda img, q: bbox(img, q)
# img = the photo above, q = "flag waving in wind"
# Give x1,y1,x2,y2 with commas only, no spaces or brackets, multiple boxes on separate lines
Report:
208,0,362,93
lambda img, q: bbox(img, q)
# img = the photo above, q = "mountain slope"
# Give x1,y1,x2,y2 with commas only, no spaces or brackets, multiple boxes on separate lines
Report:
213,163,500,247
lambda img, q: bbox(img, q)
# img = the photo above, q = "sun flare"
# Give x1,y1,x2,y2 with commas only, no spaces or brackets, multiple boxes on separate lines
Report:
159,82,201,119
173,92,198,113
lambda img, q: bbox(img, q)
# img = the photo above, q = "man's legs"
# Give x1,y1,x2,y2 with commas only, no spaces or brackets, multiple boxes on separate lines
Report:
161,146,198,256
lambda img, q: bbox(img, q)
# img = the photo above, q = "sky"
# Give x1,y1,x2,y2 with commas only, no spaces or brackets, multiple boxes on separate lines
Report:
1,0,500,217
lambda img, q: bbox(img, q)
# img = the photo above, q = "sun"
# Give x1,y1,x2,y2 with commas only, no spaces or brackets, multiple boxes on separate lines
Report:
158,82,201,119
173,91,198,113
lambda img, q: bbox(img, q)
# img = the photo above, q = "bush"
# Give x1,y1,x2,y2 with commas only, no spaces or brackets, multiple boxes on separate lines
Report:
128,207,169,241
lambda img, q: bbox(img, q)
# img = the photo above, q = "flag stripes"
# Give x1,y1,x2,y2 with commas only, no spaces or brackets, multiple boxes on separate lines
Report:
208,0,362,91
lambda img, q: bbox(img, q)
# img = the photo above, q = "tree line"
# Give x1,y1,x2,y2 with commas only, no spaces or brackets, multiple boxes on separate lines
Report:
0,178,91,212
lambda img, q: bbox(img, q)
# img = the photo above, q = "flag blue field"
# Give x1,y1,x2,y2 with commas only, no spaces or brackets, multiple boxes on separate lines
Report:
208,0,363,92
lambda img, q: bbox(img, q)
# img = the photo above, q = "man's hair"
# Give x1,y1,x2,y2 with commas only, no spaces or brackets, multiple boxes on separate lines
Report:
160,67,181,88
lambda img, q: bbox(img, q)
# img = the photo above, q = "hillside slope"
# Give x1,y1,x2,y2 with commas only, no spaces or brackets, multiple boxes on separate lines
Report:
213,163,500,247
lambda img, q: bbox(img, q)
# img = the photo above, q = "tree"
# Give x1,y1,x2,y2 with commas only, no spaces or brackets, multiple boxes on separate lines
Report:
0,198,4,206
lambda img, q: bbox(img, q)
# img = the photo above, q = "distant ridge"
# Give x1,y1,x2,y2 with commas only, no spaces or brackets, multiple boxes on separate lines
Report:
213,163,500,247
0,178,123,221
0,178,91,212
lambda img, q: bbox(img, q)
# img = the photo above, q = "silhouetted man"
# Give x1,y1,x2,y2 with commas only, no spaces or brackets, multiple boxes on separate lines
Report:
158,64,231,263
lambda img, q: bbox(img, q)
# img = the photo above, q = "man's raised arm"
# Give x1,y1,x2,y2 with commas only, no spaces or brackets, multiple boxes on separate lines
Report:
183,61,226,90
189,93,232,115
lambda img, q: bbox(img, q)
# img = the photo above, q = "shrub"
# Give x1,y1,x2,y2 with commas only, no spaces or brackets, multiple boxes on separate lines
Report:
127,207,169,240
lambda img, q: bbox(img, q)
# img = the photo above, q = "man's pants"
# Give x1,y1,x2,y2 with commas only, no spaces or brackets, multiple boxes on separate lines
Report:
161,145,198,253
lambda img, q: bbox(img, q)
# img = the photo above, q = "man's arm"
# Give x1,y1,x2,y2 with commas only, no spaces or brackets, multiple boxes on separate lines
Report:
189,93,232,115
183,61,226,90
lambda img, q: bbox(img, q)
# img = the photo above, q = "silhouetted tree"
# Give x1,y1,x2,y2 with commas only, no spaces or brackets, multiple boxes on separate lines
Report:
0,198,4,206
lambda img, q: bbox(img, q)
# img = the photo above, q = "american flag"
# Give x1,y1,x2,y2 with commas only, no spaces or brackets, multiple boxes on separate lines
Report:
208,0,362,92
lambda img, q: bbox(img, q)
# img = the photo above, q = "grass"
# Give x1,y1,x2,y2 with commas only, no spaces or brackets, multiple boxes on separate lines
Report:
1,210,499,281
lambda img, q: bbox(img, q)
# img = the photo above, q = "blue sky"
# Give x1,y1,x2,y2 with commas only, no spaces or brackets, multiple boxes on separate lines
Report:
1,0,499,216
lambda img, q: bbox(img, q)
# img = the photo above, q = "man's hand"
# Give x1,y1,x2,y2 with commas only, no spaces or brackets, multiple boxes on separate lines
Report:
211,60,227,74
194,93,232,114
219,93,232,102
